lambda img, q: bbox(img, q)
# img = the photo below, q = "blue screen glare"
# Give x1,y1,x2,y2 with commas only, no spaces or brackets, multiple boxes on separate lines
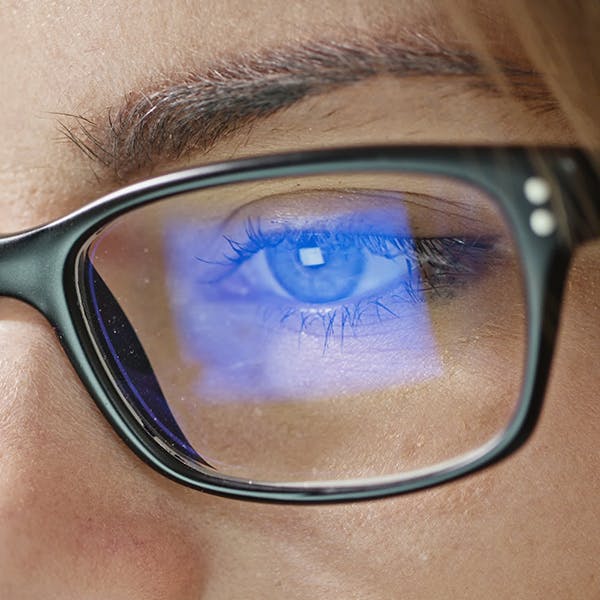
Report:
163,207,443,402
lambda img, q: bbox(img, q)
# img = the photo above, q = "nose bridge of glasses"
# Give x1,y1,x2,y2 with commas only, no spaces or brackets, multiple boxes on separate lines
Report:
0,226,68,317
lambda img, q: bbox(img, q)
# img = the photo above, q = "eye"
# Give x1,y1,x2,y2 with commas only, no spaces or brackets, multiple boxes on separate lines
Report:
227,229,413,305
186,213,497,336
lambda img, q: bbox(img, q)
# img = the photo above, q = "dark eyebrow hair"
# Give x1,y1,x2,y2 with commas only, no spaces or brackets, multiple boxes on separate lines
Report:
57,31,553,181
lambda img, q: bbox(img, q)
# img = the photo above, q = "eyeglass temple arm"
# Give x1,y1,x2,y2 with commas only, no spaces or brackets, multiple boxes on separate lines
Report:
565,155,600,244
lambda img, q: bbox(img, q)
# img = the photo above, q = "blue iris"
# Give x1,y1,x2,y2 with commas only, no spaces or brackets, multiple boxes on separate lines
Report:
265,233,365,303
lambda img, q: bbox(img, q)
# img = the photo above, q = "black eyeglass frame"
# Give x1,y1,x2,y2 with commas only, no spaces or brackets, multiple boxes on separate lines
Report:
0,145,597,503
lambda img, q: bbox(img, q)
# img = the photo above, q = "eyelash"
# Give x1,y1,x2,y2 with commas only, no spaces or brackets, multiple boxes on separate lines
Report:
209,219,495,347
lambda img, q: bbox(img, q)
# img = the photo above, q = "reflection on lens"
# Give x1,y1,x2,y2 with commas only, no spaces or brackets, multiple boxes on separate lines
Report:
82,173,527,484
164,203,446,400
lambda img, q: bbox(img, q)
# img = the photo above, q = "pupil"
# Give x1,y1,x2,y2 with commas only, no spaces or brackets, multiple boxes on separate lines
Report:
266,237,365,303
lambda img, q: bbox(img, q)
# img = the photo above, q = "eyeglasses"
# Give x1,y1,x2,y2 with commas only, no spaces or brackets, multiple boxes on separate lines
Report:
0,146,597,503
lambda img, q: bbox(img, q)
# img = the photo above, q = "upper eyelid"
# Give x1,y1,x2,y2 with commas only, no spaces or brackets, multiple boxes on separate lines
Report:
217,186,505,240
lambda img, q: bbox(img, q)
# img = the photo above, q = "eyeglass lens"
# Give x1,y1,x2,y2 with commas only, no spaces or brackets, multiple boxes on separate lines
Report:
81,172,527,484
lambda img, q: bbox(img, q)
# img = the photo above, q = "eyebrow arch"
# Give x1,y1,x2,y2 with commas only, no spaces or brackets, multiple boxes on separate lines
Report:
57,31,553,181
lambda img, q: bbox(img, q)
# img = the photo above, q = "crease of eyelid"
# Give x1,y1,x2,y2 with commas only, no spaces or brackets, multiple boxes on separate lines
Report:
52,29,558,184
220,189,499,237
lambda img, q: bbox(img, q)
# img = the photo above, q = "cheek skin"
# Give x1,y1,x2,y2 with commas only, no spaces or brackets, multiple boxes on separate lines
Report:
0,301,209,598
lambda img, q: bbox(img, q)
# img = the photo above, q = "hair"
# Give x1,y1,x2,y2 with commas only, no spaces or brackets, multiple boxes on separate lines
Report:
449,1,599,167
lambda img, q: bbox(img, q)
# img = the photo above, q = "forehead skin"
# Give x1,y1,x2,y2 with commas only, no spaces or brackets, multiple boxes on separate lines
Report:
0,0,571,226
0,1,598,599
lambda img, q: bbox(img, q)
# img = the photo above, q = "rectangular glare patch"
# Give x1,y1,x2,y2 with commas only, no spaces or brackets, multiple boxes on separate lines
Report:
299,246,325,266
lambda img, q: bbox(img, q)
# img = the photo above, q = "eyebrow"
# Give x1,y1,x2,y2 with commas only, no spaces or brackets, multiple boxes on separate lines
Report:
57,31,554,181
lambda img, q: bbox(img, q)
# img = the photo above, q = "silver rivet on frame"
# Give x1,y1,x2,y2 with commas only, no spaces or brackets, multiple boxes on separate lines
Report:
529,208,557,237
559,156,577,173
524,176,552,205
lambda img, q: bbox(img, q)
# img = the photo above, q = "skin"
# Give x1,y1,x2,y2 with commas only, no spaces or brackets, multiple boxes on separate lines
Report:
0,1,598,598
